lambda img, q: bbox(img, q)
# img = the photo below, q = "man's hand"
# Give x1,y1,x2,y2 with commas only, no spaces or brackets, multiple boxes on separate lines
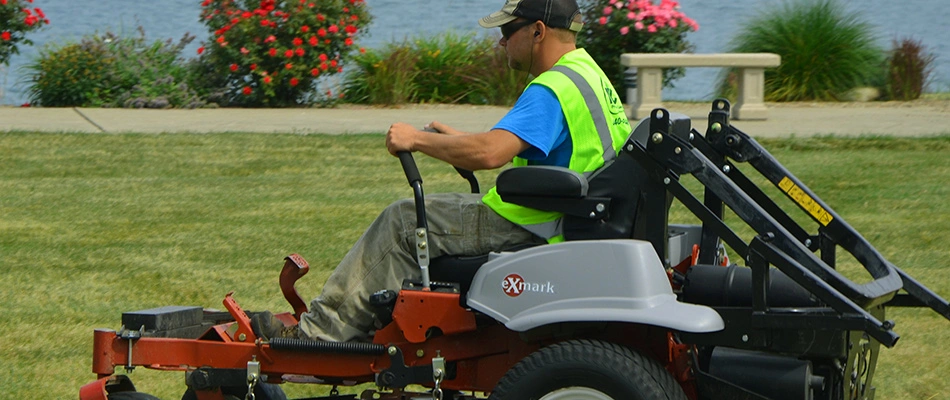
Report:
385,122,420,155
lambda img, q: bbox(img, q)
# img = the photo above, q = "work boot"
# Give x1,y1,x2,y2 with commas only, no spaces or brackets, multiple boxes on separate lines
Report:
250,311,301,340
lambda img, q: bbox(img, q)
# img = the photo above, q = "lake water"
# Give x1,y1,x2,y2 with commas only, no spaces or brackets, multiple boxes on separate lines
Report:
2,0,948,105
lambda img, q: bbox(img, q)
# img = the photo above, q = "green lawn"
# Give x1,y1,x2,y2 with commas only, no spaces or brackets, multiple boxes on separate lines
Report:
1,132,948,399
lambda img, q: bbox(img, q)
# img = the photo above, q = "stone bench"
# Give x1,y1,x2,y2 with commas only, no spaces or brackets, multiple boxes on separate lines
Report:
620,53,781,120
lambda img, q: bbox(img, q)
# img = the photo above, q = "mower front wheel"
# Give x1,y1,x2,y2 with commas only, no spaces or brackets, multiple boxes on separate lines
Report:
489,339,687,400
107,393,162,400
182,382,286,400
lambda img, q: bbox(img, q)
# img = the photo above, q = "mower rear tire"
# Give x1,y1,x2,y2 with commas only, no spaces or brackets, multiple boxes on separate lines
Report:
488,339,686,400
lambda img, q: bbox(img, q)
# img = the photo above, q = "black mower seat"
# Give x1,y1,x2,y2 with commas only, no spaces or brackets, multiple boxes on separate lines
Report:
429,243,538,294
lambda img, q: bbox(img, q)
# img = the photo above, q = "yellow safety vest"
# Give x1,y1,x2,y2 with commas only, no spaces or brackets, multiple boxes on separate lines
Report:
482,48,631,242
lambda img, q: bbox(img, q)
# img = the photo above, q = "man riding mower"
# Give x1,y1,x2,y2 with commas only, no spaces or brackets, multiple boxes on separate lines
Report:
81,100,950,400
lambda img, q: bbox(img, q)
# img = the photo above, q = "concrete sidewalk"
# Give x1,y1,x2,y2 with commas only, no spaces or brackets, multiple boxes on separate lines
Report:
2,100,949,137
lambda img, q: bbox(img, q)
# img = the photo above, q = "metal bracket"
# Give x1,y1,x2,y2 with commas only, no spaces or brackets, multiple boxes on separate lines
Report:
376,346,454,390
414,227,431,290
118,325,144,373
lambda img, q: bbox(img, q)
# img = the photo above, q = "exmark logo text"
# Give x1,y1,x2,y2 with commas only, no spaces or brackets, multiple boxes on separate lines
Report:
502,274,556,297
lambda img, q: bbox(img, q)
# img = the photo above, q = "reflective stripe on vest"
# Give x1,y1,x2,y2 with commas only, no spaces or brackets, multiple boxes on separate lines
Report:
548,65,617,163
483,49,632,241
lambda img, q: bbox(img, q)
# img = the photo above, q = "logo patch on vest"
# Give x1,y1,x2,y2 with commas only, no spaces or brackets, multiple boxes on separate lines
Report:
502,274,556,297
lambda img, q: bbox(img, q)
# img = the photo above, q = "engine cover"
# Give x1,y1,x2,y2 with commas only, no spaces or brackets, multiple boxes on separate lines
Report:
466,240,723,333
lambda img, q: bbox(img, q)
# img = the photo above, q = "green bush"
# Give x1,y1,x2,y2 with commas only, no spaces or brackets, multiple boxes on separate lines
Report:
343,32,526,106
25,28,207,108
195,0,371,107
885,37,935,101
717,0,883,101
578,0,698,100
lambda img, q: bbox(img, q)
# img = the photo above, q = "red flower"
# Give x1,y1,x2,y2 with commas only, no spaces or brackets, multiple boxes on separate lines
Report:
289,77,299,86
240,47,249,55
317,28,326,37
345,25,357,34
308,36,318,46
310,68,319,77
328,25,339,34
344,38,353,46
317,13,325,22
318,53,328,62
330,59,338,67
284,49,294,58
350,14,359,22
243,87,252,95
1,31,11,41
229,63,238,72
285,63,293,69
260,19,270,27
197,46,205,55
264,35,276,43
269,48,277,57
250,63,257,70
263,76,272,84
242,11,253,19
295,48,305,57
292,37,303,46
301,26,310,33
359,47,366,54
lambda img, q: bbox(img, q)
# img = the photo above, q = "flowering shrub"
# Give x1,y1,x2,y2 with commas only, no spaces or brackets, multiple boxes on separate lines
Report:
196,0,371,107
579,0,697,98
0,0,50,66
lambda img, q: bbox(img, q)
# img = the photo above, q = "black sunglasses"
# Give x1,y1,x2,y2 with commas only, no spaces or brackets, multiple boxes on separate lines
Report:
501,19,536,40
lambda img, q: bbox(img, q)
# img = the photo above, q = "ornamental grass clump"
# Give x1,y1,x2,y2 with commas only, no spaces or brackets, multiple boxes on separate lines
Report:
718,0,882,101
25,28,207,108
195,0,371,107
579,0,698,99
343,33,526,106
885,37,935,101
0,0,50,66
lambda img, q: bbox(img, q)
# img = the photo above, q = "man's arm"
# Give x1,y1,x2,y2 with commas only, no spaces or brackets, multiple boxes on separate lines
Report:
386,122,529,171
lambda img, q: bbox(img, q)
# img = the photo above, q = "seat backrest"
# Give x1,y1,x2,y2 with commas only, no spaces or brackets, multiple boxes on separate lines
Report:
561,150,653,240
562,115,680,242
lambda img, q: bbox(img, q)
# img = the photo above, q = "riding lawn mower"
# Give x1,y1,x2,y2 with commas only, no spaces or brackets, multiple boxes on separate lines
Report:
79,100,950,400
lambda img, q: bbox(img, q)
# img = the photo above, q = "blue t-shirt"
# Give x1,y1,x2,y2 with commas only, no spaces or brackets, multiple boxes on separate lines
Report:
493,85,572,167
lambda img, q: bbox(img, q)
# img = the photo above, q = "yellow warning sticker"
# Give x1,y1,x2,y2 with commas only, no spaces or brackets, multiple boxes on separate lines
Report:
778,177,834,226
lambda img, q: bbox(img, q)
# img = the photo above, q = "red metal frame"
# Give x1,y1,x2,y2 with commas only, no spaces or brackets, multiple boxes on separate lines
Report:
81,255,700,399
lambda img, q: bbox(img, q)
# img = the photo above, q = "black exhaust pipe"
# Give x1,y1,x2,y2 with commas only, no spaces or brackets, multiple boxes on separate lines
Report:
681,264,819,308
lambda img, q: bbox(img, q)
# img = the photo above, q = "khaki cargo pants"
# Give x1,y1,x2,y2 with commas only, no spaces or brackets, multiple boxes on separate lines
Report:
298,193,544,342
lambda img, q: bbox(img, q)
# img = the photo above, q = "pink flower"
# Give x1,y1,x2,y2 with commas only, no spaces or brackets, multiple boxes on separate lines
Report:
647,24,657,33
619,26,629,35
627,11,635,20
603,6,613,15
634,21,644,30
598,16,607,25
